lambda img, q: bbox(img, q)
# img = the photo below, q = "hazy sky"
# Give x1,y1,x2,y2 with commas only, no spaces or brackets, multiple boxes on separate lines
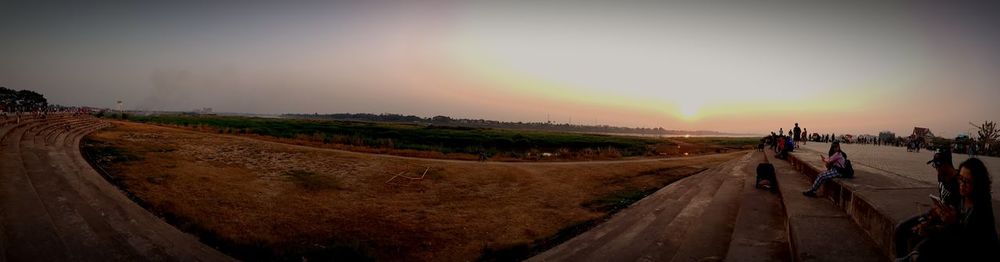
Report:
2,1,999,136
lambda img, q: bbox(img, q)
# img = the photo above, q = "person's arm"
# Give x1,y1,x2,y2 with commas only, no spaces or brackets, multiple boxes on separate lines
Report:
823,153,842,169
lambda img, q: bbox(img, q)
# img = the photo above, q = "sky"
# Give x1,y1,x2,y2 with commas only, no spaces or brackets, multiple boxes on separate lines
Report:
2,0,999,136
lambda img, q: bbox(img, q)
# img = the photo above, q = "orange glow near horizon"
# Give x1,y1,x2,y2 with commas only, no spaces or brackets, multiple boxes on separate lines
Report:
441,40,912,134
4,2,998,137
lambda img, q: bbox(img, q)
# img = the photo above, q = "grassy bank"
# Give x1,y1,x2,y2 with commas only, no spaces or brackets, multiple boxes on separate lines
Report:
81,122,743,261
120,115,754,160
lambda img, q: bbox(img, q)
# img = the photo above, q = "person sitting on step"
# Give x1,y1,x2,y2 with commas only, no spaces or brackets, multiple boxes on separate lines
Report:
802,141,846,197
894,149,961,259
896,158,998,261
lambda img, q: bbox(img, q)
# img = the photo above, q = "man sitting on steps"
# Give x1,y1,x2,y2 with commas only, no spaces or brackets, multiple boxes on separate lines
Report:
894,149,961,260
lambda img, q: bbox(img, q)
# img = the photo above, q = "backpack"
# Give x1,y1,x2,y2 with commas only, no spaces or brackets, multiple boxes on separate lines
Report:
837,159,855,178
756,163,777,191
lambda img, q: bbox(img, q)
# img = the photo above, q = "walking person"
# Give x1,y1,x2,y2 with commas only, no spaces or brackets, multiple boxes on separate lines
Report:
802,128,808,145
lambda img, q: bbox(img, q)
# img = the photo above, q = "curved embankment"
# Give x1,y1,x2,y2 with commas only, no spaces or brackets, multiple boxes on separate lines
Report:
0,114,231,261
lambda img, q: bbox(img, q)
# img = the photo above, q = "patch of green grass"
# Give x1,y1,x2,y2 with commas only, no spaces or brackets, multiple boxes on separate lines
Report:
582,187,659,213
121,115,756,159
81,138,143,165
679,137,759,148
124,115,665,157
587,166,707,212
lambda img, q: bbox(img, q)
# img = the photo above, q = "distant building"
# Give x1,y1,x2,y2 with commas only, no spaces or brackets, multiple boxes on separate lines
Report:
910,127,934,141
909,127,934,144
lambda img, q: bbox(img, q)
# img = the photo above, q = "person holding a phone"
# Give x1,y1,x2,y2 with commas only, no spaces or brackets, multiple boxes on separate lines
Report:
894,149,962,261
802,141,846,197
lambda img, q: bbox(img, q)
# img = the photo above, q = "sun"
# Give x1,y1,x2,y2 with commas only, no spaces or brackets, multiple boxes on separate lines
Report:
678,101,701,120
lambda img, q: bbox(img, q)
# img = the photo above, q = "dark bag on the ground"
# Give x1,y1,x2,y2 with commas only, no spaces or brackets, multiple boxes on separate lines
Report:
837,159,855,178
756,163,777,190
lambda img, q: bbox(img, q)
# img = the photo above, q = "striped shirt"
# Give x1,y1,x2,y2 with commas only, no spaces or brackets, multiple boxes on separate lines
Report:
939,176,961,208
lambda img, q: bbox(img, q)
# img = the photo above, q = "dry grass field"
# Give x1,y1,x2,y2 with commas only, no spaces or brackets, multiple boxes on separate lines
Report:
82,121,744,261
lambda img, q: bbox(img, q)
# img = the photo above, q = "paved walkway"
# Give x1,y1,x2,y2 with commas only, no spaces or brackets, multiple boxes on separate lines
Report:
0,115,231,261
797,142,1000,200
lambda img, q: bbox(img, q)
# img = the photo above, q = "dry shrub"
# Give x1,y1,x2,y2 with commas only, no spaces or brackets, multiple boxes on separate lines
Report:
600,147,622,158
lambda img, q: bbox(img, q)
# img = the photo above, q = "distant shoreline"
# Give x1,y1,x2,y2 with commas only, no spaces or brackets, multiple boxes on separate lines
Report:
585,132,762,138
122,110,760,137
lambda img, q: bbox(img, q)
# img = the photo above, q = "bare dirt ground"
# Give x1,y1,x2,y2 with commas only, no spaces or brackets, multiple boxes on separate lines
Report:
83,121,745,261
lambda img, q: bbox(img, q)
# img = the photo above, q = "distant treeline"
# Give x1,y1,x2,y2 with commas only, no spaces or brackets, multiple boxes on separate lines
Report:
0,86,48,112
124,115,670,159
283,113,727,136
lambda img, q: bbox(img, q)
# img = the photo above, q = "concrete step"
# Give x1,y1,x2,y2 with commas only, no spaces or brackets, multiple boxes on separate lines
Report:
785,148,1000,260
0,119,45,146
2,118,230,261
668,153,752,262
54,121,234,260
0,122,72,261
16,134,144,260
530,153,752,262
1,116,81,145
533,164,718,261
30,135,197,261
41,118,95,146
725,152,790,262
66,124,104,148
624,165,729,262
50,119,99,145
771,156,885,262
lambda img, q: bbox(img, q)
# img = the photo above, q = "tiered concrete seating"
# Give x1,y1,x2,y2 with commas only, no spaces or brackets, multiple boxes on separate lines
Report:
0,116,232,261
773,154,885,261
532,152,802,261
531,150,894,261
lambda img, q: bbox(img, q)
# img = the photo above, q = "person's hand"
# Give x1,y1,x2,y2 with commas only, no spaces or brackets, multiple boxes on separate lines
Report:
913,220,929,237
937,204,957,225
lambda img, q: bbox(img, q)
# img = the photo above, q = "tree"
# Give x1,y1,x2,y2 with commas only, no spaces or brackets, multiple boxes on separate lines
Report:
971,121,999,153
431,115,452,122
15,89,47,112
0,87,16,111
0,87,48,113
